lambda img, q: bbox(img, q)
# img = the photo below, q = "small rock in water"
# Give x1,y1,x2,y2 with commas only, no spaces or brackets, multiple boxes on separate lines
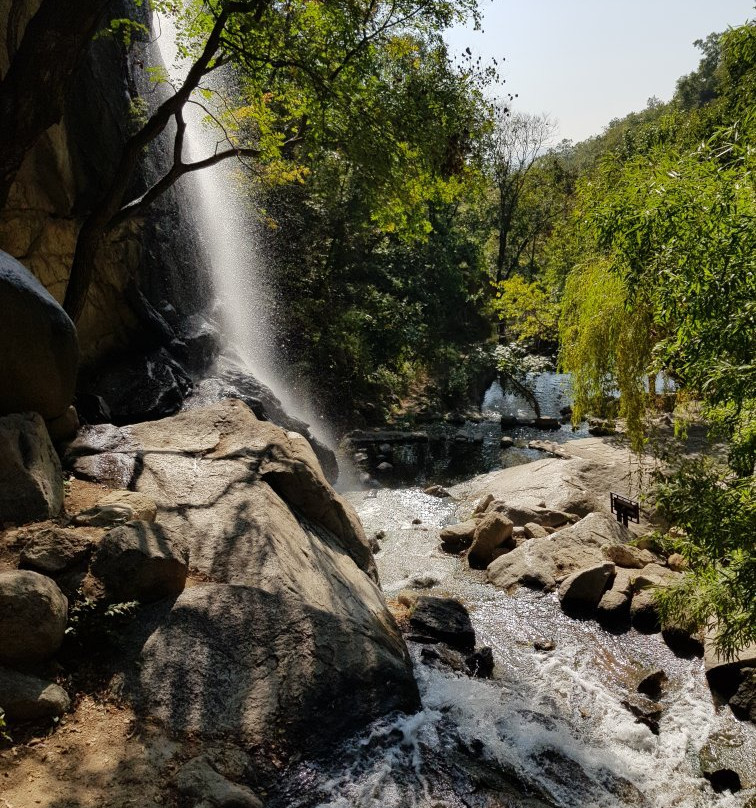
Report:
466,647,494,678
621,695,664,735
424,484,451,498
376,461,393,473
704,769,742,794
412,517,422,525
637,668,668,701
409,596,476,652
533,638,556,652
499,435,514,449
729,668,756,722
409,574,439,589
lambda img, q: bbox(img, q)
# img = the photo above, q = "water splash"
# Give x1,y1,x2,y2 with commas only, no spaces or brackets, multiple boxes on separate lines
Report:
152,11,332,443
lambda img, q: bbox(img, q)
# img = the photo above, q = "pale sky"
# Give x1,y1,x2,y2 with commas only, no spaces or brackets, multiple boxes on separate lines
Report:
445,0,754,143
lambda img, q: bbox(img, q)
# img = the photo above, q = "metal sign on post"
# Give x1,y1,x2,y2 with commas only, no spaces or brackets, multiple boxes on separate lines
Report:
610,492,640,528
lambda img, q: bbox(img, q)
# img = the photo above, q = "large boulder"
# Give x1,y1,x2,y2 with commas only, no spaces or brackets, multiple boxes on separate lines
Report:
70,400,417,751
0,251,78,420
0,666,70,721
0,412,64,523
487,512,629,593
0,570,68,665
84,347,192,426
452,437,655,528
90,521,189,603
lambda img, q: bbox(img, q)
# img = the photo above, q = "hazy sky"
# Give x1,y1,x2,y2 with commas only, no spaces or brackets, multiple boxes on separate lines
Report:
445,0,754,144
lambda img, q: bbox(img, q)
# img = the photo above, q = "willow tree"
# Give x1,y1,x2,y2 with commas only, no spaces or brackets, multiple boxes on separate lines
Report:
60,0,486,321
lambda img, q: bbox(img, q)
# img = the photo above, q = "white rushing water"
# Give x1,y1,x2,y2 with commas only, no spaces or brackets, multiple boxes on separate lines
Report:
152,11,331,442
268,485,755,808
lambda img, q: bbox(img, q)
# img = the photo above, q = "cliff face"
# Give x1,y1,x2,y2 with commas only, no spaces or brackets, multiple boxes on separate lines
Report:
0,0,210,367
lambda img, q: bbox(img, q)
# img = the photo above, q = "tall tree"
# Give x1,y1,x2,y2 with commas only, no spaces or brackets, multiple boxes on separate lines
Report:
483,108,555,283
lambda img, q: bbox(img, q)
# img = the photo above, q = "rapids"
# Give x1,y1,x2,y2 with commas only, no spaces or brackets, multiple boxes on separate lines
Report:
266,415,755,808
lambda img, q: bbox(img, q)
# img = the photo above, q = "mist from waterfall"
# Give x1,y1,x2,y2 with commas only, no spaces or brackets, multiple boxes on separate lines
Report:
152,11,331,443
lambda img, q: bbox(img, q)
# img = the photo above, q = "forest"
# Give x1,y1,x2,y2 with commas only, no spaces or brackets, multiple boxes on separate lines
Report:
0,1,754,803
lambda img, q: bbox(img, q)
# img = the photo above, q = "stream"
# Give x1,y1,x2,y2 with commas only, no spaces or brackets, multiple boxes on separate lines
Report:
265,388,755,808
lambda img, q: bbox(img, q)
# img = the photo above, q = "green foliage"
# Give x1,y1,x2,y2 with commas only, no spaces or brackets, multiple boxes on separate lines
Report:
654,460,756,658
65,595,140,651
558,257,652,450
493,275,559,348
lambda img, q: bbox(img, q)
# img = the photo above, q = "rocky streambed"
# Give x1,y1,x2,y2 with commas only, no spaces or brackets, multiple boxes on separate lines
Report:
264,436,756,808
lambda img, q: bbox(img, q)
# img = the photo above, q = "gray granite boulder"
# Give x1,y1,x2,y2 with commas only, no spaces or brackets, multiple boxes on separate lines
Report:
0,412,63,523
0,666,70,721
0,251,78,420
0,570,67,665
90,521,189,603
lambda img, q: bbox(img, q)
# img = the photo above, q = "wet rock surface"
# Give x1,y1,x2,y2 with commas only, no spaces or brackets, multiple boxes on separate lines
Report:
409,596,476,652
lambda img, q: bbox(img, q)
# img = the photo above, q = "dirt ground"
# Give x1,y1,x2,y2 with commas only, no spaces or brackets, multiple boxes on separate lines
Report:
0,696,182,808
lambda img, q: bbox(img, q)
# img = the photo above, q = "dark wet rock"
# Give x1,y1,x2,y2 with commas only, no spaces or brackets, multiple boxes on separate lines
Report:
637,668,668,701
86,347,192,426
19,526,94,575
630,589,661,633
74,392,112,426
466,647,494,678
0,412,63,524
376,461,393,473
409,596,476,653
468,512,515,570
661,621,705,658
534,416,560,430
0,570,68,665
172,314,222,374
533,639,556,652
499,435,514,449
558,562,615,613
729,668,756,722
703,769,741,794
0,251,78,421
705,638,756,698
621,695,664,735
0,666,70,721
90,520,189,604
174,755,262,808
439,520,477,554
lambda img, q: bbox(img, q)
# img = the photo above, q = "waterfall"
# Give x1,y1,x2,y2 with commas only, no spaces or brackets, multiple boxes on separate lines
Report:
151,11,331,443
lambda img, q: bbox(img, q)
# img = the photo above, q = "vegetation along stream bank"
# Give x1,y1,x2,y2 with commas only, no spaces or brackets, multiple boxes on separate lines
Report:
0,1,754,807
